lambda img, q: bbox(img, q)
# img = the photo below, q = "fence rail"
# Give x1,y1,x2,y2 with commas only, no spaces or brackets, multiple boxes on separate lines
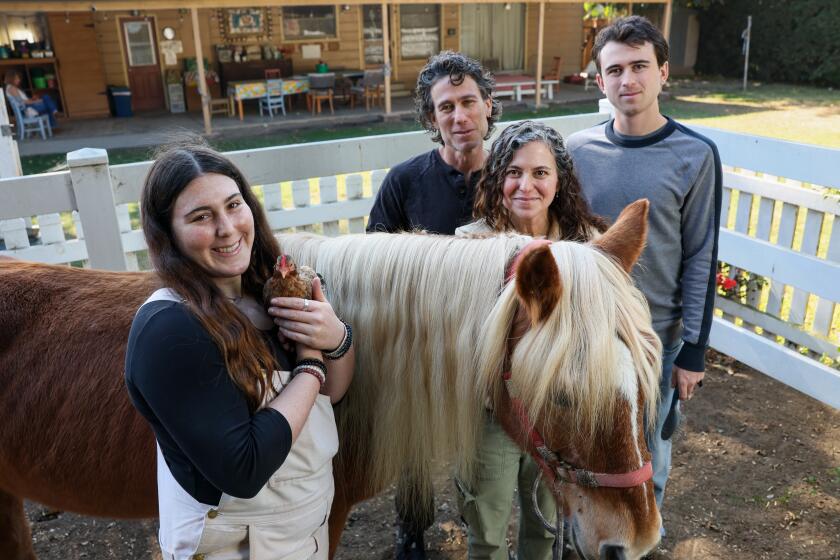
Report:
1,111,838,408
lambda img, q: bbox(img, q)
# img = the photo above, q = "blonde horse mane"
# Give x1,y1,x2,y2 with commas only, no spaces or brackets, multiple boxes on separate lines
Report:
278,232,660,498
279,232,529,493
476,241,662,444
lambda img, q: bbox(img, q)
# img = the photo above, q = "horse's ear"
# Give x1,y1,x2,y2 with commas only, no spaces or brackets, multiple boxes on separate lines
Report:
592,198,649,273
515,244,562,324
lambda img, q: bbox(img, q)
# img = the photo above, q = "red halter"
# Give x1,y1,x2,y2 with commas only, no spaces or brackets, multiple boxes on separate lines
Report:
502,371,652,489
504,239,652,490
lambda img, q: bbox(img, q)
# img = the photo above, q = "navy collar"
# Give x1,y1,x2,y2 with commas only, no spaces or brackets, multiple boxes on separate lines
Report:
606,117,677,148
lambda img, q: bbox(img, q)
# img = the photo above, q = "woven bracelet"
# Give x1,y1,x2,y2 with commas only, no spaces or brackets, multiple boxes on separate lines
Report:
324,321,353,360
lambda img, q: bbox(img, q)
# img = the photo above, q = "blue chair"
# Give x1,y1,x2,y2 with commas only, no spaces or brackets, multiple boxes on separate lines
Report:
7,95,52,140
259,79,286,118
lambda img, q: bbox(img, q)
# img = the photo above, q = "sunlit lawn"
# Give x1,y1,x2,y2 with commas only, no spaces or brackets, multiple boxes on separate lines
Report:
661,80,840,148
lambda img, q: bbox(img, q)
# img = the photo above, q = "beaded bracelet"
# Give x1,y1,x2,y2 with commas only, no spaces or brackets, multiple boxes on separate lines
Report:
292,358,327,386
294,365,325,386
296,357,327,371
324,321,353,361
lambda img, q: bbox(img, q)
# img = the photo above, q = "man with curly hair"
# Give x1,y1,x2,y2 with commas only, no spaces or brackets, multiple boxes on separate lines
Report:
366,51,500,559
366,51,501,235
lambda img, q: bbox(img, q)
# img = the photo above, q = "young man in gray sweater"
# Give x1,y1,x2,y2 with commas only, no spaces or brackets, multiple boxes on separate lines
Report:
567,16,722,523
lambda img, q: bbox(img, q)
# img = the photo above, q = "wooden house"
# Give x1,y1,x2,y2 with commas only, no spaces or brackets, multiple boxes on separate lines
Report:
0,1,672,122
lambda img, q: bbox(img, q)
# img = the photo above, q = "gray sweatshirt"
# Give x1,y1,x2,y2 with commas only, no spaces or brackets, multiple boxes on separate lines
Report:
567,117,722,372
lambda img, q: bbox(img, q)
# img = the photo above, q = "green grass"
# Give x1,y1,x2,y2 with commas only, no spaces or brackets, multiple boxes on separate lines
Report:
19,80,840,175
661,80,840,148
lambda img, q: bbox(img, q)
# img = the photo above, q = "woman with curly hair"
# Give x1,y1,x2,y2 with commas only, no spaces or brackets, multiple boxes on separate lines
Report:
461,120,606,241
454,120,606,560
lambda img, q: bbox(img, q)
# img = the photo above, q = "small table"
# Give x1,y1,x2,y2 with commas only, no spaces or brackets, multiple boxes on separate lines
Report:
227,77,310,120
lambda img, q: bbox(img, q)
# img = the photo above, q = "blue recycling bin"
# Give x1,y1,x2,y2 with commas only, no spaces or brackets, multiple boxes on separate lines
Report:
108,86,133,117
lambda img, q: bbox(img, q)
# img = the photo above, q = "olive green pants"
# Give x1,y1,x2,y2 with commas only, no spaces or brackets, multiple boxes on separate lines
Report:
455,413,556,560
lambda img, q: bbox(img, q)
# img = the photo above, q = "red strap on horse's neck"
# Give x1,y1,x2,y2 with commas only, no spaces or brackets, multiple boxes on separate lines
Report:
502,371,652,489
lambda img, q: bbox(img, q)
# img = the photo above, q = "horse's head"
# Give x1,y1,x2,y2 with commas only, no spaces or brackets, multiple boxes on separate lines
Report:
479,200,663,560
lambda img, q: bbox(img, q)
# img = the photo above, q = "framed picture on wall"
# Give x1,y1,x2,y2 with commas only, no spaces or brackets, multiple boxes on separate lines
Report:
218,8,273,43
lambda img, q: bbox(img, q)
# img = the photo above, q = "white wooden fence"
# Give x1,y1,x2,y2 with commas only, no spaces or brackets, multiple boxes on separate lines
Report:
1,111,838,408
693,125,840,409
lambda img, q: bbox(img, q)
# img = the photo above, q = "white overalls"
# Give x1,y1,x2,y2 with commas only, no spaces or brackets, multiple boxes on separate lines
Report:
144,289,339,560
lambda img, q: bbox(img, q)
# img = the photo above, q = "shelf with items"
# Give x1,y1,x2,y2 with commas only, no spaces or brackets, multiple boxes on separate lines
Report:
0,58,66,116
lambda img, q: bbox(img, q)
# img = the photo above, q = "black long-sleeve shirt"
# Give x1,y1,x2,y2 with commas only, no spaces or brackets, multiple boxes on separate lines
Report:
125,300,294,505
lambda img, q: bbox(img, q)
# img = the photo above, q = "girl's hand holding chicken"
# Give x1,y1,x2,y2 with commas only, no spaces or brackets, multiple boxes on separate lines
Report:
268,271,355,405
269,276,345,352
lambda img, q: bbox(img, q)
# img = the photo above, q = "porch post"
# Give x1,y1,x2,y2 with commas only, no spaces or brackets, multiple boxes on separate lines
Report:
628,1,633,15
191,7,212,135
382,2,392,115
535,1,545,108
662,0,673,43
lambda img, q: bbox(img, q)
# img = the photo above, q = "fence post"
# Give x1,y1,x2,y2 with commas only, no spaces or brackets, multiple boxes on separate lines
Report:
598,98,614,116
66,148,128,271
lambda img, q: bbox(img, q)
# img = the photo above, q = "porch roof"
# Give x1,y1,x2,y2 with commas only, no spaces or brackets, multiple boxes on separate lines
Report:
4,0,668,12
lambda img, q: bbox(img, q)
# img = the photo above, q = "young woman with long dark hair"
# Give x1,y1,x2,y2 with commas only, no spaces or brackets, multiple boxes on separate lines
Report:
125,141,354,559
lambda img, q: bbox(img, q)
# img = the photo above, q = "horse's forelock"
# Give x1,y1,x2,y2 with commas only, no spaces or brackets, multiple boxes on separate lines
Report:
487,242,661,444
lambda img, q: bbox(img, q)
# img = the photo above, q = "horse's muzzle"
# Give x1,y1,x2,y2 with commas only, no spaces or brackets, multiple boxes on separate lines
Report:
600,544,629,560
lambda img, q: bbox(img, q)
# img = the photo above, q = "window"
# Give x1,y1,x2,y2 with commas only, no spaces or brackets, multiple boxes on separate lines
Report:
400,4,439,60
362,5,384,65
282,6,338,41
123,21,156,66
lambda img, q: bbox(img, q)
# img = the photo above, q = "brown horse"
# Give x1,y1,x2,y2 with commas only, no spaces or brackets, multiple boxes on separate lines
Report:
0,200,660,560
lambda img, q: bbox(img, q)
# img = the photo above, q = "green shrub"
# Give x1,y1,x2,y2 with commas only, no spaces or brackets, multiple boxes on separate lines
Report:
693,0,840,87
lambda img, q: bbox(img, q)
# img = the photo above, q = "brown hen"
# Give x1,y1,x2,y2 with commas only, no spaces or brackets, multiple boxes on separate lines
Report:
263,254,318,308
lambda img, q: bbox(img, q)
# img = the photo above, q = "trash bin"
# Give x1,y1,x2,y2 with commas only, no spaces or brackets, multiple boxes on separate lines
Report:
107,86,133,117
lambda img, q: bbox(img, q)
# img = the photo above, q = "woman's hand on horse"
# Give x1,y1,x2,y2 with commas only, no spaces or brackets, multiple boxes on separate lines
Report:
268,277,345,351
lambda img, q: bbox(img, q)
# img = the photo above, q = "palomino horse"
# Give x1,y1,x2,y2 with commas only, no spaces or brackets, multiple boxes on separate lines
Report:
0,200,660,560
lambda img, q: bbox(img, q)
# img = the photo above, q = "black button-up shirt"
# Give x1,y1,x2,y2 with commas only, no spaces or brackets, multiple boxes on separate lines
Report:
366,148,479,235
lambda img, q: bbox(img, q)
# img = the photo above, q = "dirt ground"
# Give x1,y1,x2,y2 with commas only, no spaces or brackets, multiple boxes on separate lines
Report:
25,351,840,559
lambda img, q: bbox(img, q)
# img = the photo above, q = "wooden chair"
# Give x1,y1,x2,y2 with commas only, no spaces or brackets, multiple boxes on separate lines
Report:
580,60,598,91
482,58,500,72
264,68,282,80
259,79,287,118
7,96,51,140
350,70,384,111
209,97,232,117
307,73,335,115
543,56,563,81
